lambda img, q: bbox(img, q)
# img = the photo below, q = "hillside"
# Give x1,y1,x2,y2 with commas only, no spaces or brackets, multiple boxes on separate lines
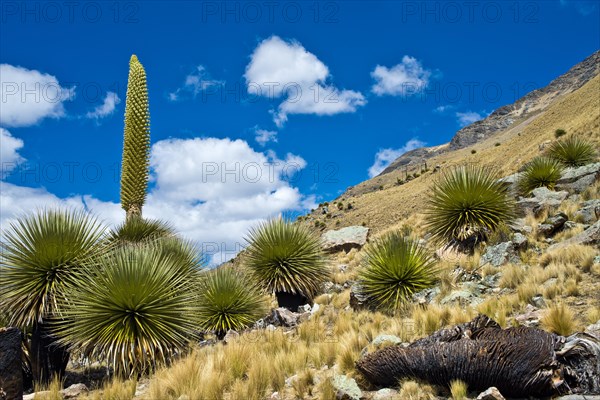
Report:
304,61,600,235
378,50,600,177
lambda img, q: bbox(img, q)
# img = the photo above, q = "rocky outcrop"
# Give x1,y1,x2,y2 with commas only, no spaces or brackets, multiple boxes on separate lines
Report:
556,162,600,193
349,283,375,311
548,220,600,250
322,226,369,252
479,242,520,267
575,200,600,224
516,187,569,216
449,51,600,150
264,307,310,328
0,327,23,400
538,212,569,237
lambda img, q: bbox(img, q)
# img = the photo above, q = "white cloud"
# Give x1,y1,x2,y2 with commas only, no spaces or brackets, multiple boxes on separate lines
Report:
244,36,366,127
368,138,425,178
254,128,278,146
0,181,121,231
0,128,24,177
0,136,313,266
0,64,74,127
434,104,454,113
168,65,224,101
456,111,483,127
371,56,431,96
86,91,121,119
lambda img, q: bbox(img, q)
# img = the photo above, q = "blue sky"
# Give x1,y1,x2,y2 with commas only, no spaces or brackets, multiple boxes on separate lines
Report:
1,0,599,263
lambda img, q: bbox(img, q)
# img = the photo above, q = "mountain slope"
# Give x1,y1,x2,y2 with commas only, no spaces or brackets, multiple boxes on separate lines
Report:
379,50,599,177
305,60,600,235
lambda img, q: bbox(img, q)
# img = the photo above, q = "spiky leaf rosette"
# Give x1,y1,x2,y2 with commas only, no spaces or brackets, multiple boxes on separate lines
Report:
107,217,175,245
197,268,267,337
0,209,106,328
53,242,201,377
547,136,597,167
425,165,515,248
518,156,564,195
120,55,150,219
244,218,329,299
359,232,438,313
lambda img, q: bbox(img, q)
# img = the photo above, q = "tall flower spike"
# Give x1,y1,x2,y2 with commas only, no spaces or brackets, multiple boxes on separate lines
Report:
120,54,150,220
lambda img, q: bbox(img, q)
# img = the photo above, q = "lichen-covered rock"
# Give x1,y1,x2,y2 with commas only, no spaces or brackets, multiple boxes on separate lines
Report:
557,162,600,185
538,212,568,237
516,187,569,216
479,242,520,267
349,283,375,311
477,386,506,400
575,200,600,224
548,220,600,250
372,388,399,400
265,307,308,327
372,335,402,347
322,226,369,252
512,232,529,250
332,374,362,400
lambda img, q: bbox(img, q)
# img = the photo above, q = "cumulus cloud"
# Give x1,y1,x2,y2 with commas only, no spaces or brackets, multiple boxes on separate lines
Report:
0,181,121,231
456,111,484,127
168,65,225,101
0,64,75,127
0,136,312,266
0,128,24,177
244,36,366,127
86,91,121,119
254,127,278,146
368,138,425,178
371,56,431,96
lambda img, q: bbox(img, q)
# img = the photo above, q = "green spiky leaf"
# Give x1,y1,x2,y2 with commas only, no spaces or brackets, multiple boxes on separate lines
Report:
53,242,201,377
107,217,175,245
244,218,329,299
0,209,106,328
359,232,437,312
518,156,564,195
547,136,597,167
197,268,267,337
120,55,150,218
425,165,515,247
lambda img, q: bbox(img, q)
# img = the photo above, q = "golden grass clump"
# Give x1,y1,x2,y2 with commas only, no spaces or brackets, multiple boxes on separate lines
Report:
539,244,598,271
499,264,526,289
449,379,468,400
412,304,451,337
33,377,63,400
541,303,579,336
79,379,136,400
587,307,600,324
517,282,538,304
398,380,437,400
563,278,580,297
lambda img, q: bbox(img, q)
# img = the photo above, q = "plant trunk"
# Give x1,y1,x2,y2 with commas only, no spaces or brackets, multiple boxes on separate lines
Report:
356,315,600,398
275,291,310,312
126,204,142,222
30,322,69,385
